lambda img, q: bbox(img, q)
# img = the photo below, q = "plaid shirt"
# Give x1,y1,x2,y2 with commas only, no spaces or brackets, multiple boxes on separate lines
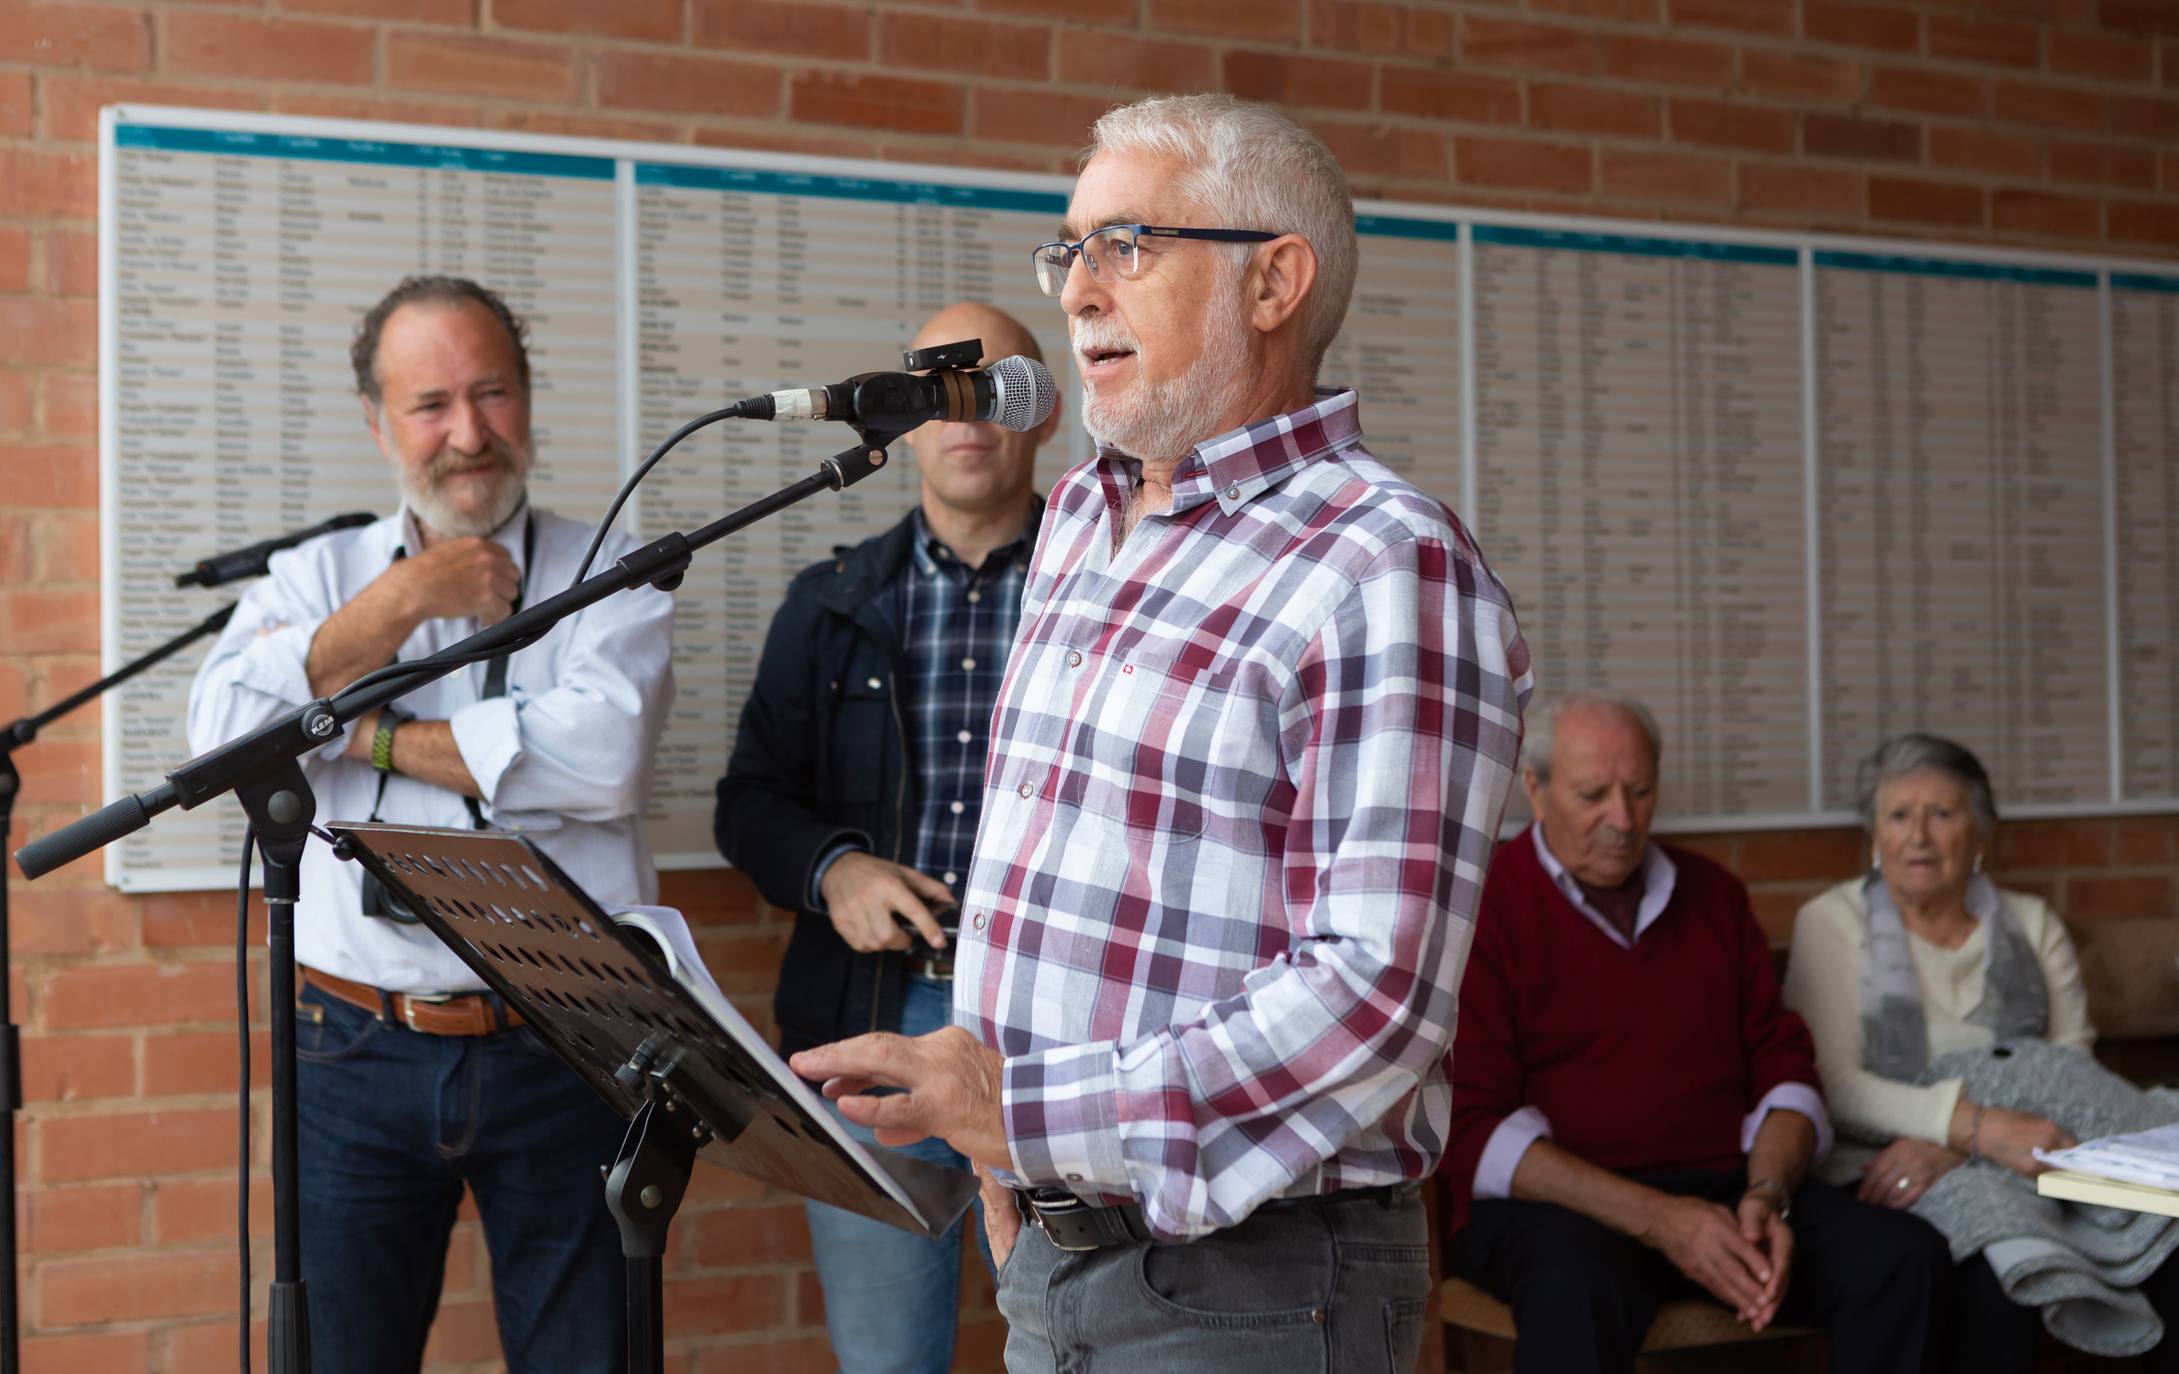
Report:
900,507,1035,895
954,390,1533,1242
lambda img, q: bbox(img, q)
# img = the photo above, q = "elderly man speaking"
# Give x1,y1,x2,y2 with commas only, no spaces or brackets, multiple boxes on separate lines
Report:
790,94,1532,1371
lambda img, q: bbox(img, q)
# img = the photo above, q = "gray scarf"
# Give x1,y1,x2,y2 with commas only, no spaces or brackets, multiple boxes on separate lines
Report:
1859,871,2048,1081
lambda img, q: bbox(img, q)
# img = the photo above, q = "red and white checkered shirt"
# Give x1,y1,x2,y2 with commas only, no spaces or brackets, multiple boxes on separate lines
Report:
954,389,1533,1241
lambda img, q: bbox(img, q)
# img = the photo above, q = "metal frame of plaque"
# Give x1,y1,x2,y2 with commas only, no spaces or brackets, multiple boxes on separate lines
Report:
322,821,977,1372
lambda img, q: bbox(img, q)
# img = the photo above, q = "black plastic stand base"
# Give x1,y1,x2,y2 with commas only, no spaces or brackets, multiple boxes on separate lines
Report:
605,1095,701,1374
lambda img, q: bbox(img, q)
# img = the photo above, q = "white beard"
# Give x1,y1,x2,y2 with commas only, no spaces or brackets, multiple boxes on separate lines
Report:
398,442,532,540
1075,291,1255,463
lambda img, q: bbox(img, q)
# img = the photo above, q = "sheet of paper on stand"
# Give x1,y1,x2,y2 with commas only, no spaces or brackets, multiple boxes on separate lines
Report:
605,903,930,1224
2037,1122,2179,1191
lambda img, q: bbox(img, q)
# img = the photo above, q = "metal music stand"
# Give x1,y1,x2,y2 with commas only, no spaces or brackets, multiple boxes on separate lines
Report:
321,821,978,1373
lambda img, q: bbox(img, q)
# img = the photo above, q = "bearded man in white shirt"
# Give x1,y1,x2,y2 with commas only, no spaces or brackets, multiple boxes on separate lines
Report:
187,275,673,1374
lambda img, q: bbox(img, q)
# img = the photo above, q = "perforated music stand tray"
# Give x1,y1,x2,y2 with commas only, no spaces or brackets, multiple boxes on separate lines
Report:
322,822,979,1368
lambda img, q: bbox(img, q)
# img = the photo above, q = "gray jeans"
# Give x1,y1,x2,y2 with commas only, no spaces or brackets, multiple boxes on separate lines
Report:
996,1185,1431,1374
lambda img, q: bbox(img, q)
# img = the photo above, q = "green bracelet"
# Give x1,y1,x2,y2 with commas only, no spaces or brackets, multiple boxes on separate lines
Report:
370,711,402,774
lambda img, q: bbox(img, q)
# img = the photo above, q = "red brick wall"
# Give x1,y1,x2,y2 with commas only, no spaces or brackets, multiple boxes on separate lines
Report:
3,0,2177,1368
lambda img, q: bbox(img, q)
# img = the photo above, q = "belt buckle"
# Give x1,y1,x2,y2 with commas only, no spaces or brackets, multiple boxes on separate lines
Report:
402,992,452,1032
1023,1189,1098,1253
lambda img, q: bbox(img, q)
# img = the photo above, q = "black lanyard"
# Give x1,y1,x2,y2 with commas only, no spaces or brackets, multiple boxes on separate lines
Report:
366,511,536,828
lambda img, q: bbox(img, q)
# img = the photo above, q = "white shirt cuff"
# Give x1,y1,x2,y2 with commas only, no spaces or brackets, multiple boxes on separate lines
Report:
448,695,521,805
1741,1082,1834,1164
1473,1105,1552,1200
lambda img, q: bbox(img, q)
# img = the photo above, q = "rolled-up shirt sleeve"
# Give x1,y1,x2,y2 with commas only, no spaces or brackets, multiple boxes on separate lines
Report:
187,549,353,765
1000,537,1532,1240
467,583,675,826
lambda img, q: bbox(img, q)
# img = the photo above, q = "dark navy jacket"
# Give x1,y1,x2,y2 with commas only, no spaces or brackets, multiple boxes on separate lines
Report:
713,504,1035,1057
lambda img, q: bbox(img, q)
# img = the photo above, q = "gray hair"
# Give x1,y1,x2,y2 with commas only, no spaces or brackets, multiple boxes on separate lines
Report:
1855,733,1999,839
1083,94,1357,379
1522,693,1664,784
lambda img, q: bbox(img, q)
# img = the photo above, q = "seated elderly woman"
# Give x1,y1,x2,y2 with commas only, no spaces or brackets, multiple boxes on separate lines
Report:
1784,733,2179,1373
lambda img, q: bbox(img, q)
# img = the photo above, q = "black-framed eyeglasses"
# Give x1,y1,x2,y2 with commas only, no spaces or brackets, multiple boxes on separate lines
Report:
1030,224,1279,296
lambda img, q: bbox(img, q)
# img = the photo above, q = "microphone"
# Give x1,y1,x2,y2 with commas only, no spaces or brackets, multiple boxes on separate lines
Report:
175,512,377,588
751,356,1056,434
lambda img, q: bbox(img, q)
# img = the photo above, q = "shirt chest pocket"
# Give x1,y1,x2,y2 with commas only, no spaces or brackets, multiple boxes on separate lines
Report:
1042,637,1228,841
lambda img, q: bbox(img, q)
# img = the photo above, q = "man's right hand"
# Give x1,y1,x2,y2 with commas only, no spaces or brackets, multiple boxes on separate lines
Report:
307,536,525,699
979,1164,1022,1273
818,852,956,953
385,537,521,625
1642,1194,1779,1321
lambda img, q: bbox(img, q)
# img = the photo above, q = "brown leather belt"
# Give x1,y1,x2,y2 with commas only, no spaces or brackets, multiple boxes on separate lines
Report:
300,966,523,1037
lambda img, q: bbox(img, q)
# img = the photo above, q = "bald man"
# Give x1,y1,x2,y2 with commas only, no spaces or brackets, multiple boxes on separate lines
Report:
714,303,1061,1374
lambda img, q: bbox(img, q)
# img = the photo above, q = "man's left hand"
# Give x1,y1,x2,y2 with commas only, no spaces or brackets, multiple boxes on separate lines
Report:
1734,1191,1795,1332
788,1027,1012,1171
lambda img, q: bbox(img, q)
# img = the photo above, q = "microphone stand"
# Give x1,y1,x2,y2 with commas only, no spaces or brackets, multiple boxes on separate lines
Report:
13,432,901,1374
0,599,238,1374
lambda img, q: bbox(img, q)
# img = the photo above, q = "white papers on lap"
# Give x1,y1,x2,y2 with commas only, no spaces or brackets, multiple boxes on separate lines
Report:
2038,1122,2179,1191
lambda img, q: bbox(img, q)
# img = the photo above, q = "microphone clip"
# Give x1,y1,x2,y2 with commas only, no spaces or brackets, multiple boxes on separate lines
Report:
825,341,986,488
901,336,982,372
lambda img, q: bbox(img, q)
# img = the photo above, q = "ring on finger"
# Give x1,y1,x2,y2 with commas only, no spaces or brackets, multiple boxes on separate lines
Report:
1895,1176,1912,1192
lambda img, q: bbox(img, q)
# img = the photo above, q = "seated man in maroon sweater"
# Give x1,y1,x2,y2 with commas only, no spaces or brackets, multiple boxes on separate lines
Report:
1444,693,1950,1374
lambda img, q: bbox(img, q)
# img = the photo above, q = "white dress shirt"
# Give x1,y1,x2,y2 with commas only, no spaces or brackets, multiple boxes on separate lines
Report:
186,502,674,993
1470,825,1834,1200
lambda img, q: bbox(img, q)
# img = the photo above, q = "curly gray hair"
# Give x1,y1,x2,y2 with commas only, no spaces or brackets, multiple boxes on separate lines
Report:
1083,94,1357,380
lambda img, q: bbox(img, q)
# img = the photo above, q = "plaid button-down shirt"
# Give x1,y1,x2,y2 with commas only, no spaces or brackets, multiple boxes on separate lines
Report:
900,507,1035,896
954,389,1533,1241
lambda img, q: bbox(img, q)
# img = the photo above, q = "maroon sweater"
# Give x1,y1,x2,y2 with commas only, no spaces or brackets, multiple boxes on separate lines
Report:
1442,827,1823,1238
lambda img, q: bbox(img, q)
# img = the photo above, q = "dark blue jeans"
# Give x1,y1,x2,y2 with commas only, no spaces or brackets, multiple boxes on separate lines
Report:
295,981,629,1374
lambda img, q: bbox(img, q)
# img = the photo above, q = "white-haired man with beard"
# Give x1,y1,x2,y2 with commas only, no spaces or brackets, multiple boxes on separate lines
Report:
187,276,673,1374
788,95,1533,1372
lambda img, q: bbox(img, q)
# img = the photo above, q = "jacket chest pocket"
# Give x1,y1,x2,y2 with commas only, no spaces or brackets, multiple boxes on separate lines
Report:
824,670,895,806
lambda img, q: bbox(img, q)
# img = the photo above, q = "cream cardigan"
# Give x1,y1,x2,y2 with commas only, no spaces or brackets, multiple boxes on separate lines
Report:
1783,878,2095,1148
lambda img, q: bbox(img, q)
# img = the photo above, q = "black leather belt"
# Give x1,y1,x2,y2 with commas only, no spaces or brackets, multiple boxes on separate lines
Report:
1013,1181,1414,1252
1014,1186,1153,1251
908,956,953,982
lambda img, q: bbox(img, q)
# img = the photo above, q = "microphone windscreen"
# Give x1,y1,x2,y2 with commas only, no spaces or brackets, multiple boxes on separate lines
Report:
988,356,1057,433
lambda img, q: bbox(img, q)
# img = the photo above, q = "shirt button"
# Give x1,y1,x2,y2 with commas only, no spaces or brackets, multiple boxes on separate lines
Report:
1224,483,1241,501
956,729,972,744
943,871,957,885
1017,781,1034,798
961,656,976,671
1066,650,1083,668
866,676,882,690
972,911,987,930
1066,1173,1083,1183
966,590,981,603
949,800,965,815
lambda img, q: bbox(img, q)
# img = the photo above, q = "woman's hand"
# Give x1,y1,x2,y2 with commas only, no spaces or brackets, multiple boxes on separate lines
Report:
1857,1138,1966,1208
1973,1107,2076,1178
